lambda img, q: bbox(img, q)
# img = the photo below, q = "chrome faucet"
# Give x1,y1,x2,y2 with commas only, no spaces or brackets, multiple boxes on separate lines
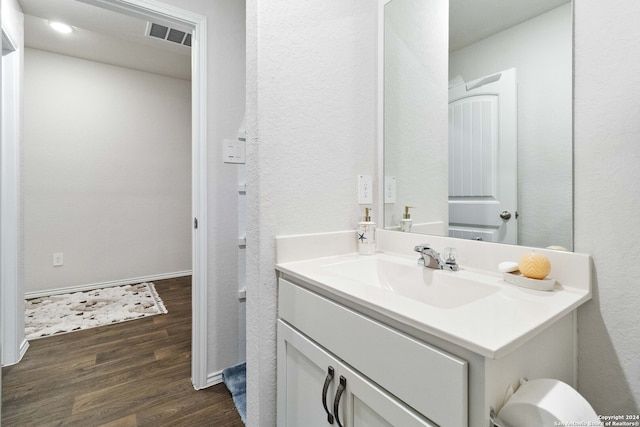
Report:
414,244,459,271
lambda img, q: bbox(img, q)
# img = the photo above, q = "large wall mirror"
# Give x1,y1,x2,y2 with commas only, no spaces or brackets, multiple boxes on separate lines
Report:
383,0,573,250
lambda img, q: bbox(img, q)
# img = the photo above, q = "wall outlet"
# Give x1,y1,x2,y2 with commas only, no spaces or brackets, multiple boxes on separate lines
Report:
384,176,397,203
53,253,64,267
358,174,373,204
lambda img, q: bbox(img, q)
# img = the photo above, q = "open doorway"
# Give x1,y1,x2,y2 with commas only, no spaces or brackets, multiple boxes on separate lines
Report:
9,0,208,388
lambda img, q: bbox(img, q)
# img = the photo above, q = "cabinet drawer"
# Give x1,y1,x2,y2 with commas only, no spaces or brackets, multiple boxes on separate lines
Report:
279,278,468,427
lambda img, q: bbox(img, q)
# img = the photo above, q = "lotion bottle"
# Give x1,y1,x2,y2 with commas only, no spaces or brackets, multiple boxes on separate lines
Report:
357,207,376,255
400,206,414,232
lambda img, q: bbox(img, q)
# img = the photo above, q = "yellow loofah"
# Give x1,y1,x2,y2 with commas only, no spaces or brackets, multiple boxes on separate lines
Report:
518,252,551,280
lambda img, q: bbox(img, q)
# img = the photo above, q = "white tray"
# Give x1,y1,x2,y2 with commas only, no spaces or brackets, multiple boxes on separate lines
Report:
503,272,556,291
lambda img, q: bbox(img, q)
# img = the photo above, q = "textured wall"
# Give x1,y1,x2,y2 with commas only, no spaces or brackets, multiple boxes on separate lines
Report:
383,0,448,230
23,49,192,293
449,4,572,249
246,1,379,424
574,0,640,415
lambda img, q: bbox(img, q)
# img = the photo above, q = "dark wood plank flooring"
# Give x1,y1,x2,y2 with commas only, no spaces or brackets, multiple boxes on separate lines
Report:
2,277,244,427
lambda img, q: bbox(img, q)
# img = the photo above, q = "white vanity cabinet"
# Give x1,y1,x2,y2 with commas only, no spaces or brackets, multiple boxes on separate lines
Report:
277,275,578,427
278,320,435,427
275,231,589,427
277,278,469,427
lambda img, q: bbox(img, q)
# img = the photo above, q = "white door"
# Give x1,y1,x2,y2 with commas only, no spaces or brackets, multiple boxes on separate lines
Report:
277,321,435,427
448,68,517,244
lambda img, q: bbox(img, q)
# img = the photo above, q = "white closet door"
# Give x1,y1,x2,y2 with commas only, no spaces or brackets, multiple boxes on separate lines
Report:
448,68,518,244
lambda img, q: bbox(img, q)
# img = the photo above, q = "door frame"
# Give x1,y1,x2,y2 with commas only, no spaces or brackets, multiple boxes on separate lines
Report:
1,0,209,388
2,23,26,366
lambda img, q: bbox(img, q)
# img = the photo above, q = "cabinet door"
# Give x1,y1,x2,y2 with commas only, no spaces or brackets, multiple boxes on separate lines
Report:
278,321,436,427
277,320,338,426
337,358,437,427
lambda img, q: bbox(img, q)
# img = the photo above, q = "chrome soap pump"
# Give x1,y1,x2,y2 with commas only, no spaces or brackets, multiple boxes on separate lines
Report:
357,207,376,255
401,206,414,232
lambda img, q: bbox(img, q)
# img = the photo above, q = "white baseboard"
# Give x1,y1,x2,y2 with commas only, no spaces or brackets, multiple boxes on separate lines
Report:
203,364,246,388
19,339,29,362
25,270,192,299
2,339,30,367
206,369,224,387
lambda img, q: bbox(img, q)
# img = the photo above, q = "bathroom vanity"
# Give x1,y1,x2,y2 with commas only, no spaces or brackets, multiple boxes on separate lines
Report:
275,230,592,427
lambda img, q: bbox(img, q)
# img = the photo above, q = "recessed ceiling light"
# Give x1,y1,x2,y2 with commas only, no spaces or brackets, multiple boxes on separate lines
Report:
48,21,73,34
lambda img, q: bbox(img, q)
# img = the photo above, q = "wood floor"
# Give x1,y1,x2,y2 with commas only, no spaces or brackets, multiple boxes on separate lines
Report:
1,277,244,427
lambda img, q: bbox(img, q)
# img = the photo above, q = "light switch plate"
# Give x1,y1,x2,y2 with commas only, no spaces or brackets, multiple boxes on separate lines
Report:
224,139,245,164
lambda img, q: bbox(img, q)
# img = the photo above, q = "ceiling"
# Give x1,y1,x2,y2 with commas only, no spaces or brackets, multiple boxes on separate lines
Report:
450,0,571,51
18,0,191,80
18,0,570,79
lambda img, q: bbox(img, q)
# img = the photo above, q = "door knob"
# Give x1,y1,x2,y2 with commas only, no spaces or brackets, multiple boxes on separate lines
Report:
500,211,512,220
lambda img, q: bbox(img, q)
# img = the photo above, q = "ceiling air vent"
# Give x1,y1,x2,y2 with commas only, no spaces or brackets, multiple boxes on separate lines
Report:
146,22,191,47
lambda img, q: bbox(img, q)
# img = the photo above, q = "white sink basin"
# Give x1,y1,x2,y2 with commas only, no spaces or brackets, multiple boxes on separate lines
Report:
276,231,592,358
321,256,500,309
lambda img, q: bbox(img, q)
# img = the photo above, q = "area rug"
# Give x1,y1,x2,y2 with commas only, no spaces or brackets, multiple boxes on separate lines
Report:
25,282,167,340
223,362,247,424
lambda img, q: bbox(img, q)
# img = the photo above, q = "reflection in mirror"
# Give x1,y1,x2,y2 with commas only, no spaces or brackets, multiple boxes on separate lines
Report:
383,0,573,250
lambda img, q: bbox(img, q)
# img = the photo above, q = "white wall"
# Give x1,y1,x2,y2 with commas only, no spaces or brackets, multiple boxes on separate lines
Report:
23,48,192,294
384,0,449,230
449,4,573,249
246,0,381,424
574,0,640,414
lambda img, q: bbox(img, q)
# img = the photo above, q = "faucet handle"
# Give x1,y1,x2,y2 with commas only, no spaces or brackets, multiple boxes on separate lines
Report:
443,247,459,271
414,244,431,253
443,247,457,263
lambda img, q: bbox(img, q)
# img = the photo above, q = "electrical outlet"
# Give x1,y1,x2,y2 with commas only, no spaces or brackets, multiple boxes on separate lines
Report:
53,253,64,267
384,176,396,203
358,174,373,204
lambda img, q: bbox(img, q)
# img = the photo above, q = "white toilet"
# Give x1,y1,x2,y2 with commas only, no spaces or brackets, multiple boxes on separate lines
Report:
494,378,602,427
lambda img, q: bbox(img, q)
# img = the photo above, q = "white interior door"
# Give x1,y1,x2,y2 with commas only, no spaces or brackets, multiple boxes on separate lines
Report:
448,68,517,244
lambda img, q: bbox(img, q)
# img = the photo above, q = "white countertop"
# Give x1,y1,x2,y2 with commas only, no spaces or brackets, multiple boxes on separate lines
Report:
277,250,592,359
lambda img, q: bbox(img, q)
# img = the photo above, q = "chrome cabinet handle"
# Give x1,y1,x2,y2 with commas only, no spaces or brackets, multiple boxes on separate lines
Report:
322,366,335,424
333,375,347,427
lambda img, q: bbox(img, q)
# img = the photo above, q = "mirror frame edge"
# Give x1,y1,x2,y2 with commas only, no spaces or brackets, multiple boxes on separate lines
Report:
376,0,390,231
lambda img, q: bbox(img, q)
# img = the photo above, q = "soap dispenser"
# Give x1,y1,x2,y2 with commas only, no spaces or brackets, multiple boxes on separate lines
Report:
400,206,414,232
357,208,376,255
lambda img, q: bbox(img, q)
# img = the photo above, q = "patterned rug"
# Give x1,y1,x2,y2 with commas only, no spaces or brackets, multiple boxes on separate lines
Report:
25,282,167,340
